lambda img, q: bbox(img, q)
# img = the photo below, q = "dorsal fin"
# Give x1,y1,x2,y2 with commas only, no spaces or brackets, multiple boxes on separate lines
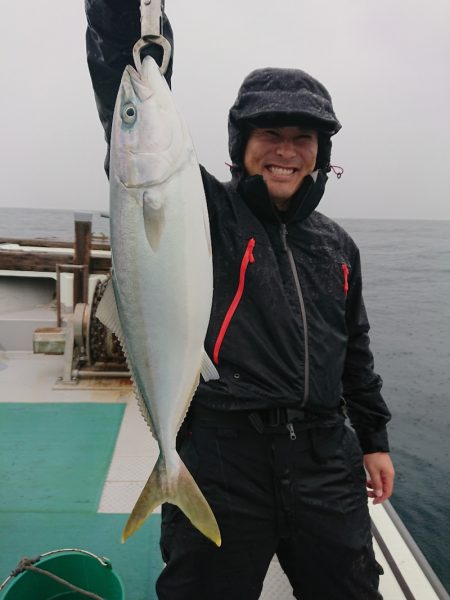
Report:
96,278,155,434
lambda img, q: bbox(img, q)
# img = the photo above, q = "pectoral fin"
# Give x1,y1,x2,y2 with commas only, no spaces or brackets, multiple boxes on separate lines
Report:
143,191,165,252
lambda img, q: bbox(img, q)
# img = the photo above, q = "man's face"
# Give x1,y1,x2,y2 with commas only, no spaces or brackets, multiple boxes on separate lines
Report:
243,126,319,210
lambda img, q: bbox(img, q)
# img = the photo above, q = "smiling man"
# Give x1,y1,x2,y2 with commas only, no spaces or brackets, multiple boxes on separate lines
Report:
243,125,319,209
86,4,395,599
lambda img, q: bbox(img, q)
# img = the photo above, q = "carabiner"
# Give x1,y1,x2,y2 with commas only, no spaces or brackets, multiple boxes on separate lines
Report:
134,0,171,75
133,35,172,75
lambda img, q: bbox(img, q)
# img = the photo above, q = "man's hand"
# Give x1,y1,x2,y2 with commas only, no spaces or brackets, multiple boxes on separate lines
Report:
363,452,395,505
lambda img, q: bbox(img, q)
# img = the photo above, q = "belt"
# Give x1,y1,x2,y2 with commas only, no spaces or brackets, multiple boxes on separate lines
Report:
249,407,316,435
189,404,326,433
257,406,309,426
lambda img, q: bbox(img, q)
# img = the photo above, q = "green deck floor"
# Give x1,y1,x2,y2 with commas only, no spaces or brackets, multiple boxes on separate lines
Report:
0,513,163,599
0,403,163,599
0,403,125,512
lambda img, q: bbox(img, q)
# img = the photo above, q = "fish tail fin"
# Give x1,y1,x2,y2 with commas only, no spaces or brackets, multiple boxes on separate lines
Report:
121,453,221,547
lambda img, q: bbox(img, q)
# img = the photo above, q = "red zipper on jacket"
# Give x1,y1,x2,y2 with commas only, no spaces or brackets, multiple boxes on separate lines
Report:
341,263,349,296
213,238,256,365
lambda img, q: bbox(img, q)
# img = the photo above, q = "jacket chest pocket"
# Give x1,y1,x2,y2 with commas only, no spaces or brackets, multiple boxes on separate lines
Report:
303,256,350,302
209,233,260,365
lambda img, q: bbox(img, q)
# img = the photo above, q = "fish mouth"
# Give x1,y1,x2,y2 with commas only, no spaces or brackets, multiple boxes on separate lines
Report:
118,177,156,190
117,144,190,189
115,150,175,189
128,150,160,157
118,172,173,190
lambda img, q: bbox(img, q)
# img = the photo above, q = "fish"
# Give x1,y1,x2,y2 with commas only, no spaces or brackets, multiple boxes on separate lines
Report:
96,55,221,546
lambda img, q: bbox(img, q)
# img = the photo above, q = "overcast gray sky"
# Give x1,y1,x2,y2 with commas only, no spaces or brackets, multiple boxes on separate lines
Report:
1,0,449,220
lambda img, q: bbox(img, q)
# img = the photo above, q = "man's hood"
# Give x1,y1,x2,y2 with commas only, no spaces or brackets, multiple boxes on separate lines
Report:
228,67,341,172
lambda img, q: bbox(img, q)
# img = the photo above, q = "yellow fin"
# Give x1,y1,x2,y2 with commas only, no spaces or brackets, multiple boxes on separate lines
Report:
121,452,221,547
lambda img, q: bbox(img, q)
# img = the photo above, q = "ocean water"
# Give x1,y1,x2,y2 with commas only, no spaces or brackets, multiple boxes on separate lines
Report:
1,209,449,591
0,207,110,243
338,218,450,592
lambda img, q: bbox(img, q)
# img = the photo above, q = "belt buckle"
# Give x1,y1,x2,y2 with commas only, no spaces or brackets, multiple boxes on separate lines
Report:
286,407,306,423
268,407,285,427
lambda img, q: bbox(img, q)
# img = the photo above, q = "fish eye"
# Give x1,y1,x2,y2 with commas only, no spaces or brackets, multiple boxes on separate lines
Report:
122,103,137,124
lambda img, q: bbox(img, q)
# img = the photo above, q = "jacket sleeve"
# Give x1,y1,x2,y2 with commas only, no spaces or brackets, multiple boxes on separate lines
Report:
85,0,174,173
342,248,392,454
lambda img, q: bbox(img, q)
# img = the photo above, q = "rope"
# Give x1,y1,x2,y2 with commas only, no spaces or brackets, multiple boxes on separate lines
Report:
8,557,105,600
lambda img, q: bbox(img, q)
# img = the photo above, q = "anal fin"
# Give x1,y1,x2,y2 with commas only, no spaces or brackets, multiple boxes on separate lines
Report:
200,349,220,381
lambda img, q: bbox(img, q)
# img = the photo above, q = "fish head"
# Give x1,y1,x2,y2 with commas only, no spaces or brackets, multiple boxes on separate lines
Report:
110,56,187,190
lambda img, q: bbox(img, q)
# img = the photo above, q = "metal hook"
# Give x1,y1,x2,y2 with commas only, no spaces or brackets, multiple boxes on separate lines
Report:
133,35,172,75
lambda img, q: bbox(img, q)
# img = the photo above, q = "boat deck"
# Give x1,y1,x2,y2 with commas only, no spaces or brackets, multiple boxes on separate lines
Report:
0,350,446,599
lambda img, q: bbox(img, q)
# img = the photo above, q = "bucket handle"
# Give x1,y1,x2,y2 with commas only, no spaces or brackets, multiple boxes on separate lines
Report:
39,548,111,567
0,548,112,594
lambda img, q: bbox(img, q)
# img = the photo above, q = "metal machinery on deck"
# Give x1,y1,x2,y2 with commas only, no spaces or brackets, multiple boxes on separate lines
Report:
0,212,129,387
50,277,129,387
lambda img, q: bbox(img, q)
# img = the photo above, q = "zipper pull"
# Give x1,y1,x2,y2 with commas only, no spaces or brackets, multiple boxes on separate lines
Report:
286,422,297,441
247,237,256,263
280,224,288,252
341,263,349,296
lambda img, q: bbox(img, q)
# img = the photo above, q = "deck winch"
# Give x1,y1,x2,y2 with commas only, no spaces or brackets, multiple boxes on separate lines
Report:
34,277,129,387
26,213,130,387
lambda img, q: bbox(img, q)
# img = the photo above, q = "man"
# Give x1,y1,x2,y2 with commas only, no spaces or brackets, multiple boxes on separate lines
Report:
86,3,395,599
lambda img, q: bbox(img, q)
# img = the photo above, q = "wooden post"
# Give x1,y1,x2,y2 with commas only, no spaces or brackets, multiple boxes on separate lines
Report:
73,212,92,306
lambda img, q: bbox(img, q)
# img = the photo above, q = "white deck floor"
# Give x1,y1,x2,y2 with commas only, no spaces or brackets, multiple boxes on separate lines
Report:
0,350,444,600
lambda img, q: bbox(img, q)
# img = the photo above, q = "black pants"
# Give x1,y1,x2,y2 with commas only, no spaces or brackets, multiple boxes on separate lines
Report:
156,411,383,600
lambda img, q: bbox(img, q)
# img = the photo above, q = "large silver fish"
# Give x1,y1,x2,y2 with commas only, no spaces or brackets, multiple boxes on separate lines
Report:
97,55,221,546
